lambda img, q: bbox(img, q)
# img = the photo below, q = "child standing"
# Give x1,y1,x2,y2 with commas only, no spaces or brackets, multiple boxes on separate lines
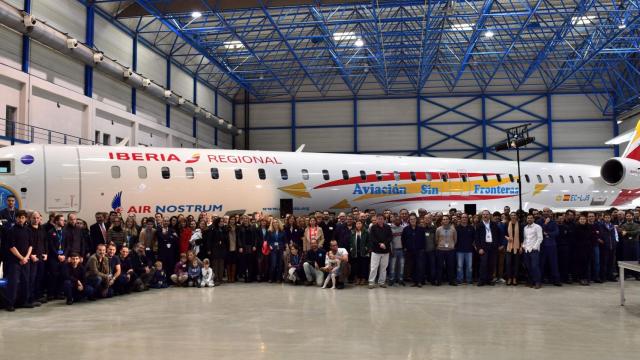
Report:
150,261,168,289
201,258,215,287
322,252,341,289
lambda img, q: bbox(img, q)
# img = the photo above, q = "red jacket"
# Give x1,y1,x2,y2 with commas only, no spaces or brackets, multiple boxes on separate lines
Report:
179,228,193,255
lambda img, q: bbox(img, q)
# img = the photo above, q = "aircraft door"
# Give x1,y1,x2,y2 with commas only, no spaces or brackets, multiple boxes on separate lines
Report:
280,198,293,218
44,146,80,212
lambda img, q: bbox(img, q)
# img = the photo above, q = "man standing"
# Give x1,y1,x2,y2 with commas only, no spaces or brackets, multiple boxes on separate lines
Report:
86,244,112,299
237,215,257,282
5,210,33,311
474,210,502,286
368,214,392,289
333,212,351,249
0,194,18,226
65,213,84,261
303,239,326,286
89,212,108,251
557,211,574,283
402,214,426,287
618,211,640,279
389,214,406,286
47,215,68,300
28,211,47,305
435,215,457,286
522,214,544,289
424,214,437,285
538,208,561,286
600,213,617,282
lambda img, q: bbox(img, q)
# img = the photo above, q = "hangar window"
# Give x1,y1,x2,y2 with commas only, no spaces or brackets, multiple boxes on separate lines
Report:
410,171,416,181
524,174,530,183
578,176,584,184
235,169,243,180
536,175,542,183
138,166,147,179
258,168,266,180
482,174,488,182
394,171,401,181
559,175,565,183
210,168,219,180
322,170,330,180
508,174,514,183
461,174,468,182
342,170,349,180
111,166,121,179
569,175,575,183
441,173,448,182
281,169,288,180
185,167,194,179
301,169,309,180
375,171,383,181
360,170,366,180
548,175,554,183
496,174,502,182
161,167,170,179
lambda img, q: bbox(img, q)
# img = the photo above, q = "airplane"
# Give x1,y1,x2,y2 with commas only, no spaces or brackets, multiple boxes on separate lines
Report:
0,120,640,220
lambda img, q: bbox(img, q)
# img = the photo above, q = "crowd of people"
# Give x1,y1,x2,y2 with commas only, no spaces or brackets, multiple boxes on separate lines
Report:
1,193,640,312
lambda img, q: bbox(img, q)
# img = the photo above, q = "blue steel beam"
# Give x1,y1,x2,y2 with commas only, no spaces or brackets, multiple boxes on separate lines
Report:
84,3,95,97
21,0,31,73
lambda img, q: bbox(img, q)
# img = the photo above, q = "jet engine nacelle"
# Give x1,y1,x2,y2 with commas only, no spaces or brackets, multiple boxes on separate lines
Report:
600,157,640,188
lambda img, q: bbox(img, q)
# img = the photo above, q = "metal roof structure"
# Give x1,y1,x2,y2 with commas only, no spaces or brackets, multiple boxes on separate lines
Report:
91,0,640,114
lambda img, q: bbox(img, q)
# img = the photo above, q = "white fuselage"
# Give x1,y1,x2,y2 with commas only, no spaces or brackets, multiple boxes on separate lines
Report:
0,144,634,220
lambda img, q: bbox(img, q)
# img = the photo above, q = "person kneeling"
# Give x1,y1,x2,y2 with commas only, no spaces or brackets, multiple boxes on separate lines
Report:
63,253,94,305
321,252,340,289
86,244,112,299
201,259,215,287
170,253,189,286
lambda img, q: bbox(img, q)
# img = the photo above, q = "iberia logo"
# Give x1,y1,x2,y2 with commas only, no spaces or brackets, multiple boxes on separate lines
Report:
185,153,200,164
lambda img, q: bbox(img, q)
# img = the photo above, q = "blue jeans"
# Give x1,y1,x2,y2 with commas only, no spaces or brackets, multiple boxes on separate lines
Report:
389,249,405,282
525,250,541,285
269,250,284,282
456,252,473,283
540,245,560,283
592,246,601,281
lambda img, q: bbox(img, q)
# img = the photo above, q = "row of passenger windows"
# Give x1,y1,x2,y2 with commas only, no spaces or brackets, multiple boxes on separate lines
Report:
109,166,585,184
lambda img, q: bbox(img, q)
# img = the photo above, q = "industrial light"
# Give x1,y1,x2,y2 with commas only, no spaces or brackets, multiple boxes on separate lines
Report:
484,30,494,38
333,32,356,41
191,11,202,19
618,22,627,29
571,15,596,26
223,40,244,50
617,120,623,124
450,23,474,31
354,38,364,47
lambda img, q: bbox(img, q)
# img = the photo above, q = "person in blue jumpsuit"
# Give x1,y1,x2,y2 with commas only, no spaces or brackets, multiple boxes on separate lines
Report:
537,208,561,286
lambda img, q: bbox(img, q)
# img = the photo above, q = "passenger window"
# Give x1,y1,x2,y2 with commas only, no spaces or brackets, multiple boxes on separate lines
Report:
111,166,121,179
548,175,554,183
281,169,288,180
461,174,468,182
482,174,488,182
509,174,514,183
0,160,12,174
536,175,542,183
342,170,349,180
258,168,266,180
410,171,416,181
322,170,330,180
302,169,309,180
375,171,383,181
161,167,170,179
496,174,502,182
360,170,366,180
138,166,147,179
426,172,432,181
525,174,530,183
394,171,400,181
569,175,575,183
235,169,243,180
441,173,448,182
559,175,565,183
210,168,219,180
185,167,194,179
578,176,583,184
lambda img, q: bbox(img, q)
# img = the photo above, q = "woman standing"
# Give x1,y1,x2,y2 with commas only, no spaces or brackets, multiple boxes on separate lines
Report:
226,217,238,283
575,214,593,285
303,217,324,252
178,218,193,256
349,219,370,285
255,219,270,282
123,217,139,250
268,219,286,283
189,220,206,259
505,212,523,286
209,218,228,285
284,216,303,250
156,218,179,276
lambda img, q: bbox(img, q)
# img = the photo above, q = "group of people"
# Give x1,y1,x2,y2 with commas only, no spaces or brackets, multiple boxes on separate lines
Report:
1,193,639,312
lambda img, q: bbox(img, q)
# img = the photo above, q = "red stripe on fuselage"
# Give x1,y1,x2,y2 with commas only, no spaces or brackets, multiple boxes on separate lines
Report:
373,194,514,205
611,189,640,206
313,171,493,190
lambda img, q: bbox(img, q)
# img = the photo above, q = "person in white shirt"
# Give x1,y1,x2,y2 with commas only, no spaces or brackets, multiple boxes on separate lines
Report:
522,214,544,289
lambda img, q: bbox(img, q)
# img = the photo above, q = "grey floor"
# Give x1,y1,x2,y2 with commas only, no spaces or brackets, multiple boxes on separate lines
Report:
1,282,640,360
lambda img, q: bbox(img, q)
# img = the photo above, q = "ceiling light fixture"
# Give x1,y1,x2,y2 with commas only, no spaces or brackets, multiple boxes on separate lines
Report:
354,38,364,47
484,30,494,38
191,11,202,19
333,32,356,41
450,23,474,31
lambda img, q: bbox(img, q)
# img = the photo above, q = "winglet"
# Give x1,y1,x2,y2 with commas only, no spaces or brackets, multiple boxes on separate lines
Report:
295,144,305,153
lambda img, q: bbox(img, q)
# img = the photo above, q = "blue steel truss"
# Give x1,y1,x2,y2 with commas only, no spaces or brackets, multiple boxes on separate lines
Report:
88,0,640,114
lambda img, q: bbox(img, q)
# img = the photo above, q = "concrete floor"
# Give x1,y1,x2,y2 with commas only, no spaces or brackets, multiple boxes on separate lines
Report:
1,282,640,359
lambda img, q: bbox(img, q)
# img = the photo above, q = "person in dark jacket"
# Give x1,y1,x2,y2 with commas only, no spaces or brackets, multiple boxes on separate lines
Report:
402,214,426,287
367,214,392,289
62,252,93,305
600,213,617,282
455,213,475,285
284,216,303,250
557,211,575,283
47,214,68,300
423,215,437,285
65,213,84,263
254,219,270,282
333,212,352,249
131,243,153,289
349,220,370,285
208,218,229,285
575,214,594,285
156,219,178,276
474,210,503,286
538,208,561,286
237,216,257,282
89,212,108,253
5,210,33,311
28,211,47,304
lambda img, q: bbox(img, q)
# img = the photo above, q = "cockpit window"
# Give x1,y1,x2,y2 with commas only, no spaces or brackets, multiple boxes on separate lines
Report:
0,161,11,174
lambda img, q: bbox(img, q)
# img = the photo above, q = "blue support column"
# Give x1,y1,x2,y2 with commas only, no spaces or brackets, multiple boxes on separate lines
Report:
131,34,137,114
192,75,197,138
481,95,487,159
165,56,171,128
84,3,95,97
416,96,422,157
21,0,31,73
291,98,296,152
214,90,218,146
546,94,553,162
353,98,358,153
